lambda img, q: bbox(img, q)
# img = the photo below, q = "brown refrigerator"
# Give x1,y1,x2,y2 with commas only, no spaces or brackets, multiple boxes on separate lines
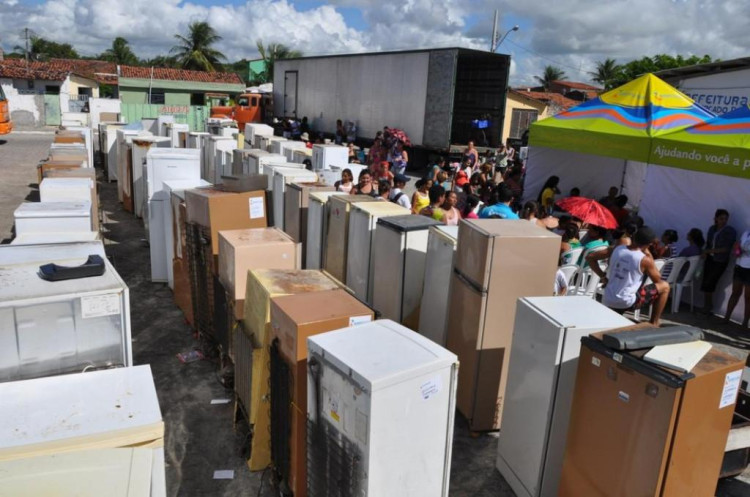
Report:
445,219,559,431
559,332,745,497
283,182,334,266
269,289,374,497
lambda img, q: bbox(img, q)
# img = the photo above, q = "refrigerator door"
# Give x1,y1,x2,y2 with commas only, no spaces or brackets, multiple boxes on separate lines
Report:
445,270,488,426
305,192,346,270
559,342,681,497
454,220,493,290
419,226,458,346
149,197,168,282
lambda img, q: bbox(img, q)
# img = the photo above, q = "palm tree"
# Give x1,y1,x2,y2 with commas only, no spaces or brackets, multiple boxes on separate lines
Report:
534,65,567,91
102,37,139,66
591,58,622,90
255,41,302,83
171,22,226,72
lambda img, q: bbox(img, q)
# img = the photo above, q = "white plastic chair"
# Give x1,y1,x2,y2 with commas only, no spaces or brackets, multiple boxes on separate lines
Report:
560,247,584,266
573,267,602,298
672,256,701,313
579,244,609,268
558,264,579,295
660,257,687,313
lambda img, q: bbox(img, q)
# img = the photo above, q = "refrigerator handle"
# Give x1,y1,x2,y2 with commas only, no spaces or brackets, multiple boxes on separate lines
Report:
453,268,486,294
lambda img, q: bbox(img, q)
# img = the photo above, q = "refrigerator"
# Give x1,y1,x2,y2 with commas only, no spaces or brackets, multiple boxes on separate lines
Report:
14,201,92,235
156,115,175,136
345,202,410,303
58,125,93,171
496,297,632,497
280,141,308,162
0,241,132,382
305,191,347,270
187,131,209,149
237,269,340,471
163,179,211,290
269,289,374,497
418,225,459,346
11,232,100,245
268,136,289,154
306,319,458,497
131,136,171,217
311,144,348,171
272,168,319,229
247,150,287,175
370,215,441,329
263,162,305,191
244,123,274,148
100,123,126,181
167,122,189,147
213,139,237,184
39,177,97,231
445,219,560,431
324,195,378,283
116,128,147,186
283,182,333,261
0,366,165,497
559,331,744,497
205,136,235,185
292,148,312,164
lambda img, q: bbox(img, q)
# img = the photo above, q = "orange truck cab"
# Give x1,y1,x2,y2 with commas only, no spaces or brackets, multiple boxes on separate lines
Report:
210,93,263,130
0,85,11,135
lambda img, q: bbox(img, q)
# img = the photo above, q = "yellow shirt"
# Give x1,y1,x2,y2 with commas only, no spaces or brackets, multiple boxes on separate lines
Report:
541,187,555,209
413,191,430,213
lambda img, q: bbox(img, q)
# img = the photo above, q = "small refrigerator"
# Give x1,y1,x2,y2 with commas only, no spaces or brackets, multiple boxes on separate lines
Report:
496,297,632,497
272,168,319,229
560,331,744,497
14,201,92,235
323,195,378,283
39,177,96,230
187,131,208,149
100,123,126,181
244,123,274,148
205,136,234,185
167,122,189,147
305,191,347,270
116,128,147,185
281,141,308,162
269,289,374,497
268,136,289,154
213,139,237,184
418,225,459,346
445,219,560,431
159,178,211,286
156,115,175,136
312,144,348,171
345,202,410,303
254,152,288,175
130,136,170,216
0,365,166,497
370,215,441,329
0,241,132,382
306,319,458,496
292,148,312,164
283,182,334,248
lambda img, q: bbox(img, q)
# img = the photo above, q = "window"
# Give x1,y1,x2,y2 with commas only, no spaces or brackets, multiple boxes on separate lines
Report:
27,80,35,89
45,85,60,95
510,109,538,139
190,93,205,106
149,90,165,105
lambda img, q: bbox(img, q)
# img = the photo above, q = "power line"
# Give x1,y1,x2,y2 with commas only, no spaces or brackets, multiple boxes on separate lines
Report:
504,39,596,76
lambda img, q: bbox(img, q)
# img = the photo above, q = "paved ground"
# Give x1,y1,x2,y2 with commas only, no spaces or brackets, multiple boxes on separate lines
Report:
1,131,749,496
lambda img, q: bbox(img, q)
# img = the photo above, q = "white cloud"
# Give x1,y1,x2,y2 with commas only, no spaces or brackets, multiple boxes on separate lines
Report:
1,0,749,88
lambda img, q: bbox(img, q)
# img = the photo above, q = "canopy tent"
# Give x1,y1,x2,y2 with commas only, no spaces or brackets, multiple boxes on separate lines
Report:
524,75,750,321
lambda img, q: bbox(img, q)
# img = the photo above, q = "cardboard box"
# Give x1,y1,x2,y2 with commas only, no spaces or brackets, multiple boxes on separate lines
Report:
185,187,267,255
218,228,300,302
37,161,85,183
173,258,193,325
269,290,374,495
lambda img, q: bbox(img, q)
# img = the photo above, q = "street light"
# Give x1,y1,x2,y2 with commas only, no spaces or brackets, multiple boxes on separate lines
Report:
495,25,520,52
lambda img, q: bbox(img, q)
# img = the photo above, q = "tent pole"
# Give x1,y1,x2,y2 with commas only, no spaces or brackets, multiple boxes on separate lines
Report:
620,159,627,194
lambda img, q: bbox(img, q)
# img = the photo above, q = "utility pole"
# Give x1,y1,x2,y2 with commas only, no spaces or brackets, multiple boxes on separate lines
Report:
24,28,30,63
490,10,499,52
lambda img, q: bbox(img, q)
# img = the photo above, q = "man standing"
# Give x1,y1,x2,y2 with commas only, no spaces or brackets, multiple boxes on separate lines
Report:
479,184,519,219
588,226,670,326
389,174,412,210
701,209,737,315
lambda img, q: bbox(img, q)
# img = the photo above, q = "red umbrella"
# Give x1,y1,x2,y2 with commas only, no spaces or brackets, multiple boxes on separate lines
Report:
385,127,412,147
555,197,618,229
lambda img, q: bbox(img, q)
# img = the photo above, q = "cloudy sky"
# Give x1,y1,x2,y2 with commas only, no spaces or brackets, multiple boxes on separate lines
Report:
1,0,749,86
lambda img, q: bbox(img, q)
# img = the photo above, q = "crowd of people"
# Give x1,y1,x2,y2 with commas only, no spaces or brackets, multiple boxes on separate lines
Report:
291,122,750,330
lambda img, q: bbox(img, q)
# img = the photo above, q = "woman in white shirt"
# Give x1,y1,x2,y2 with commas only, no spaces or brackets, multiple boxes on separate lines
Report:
723,229,750,328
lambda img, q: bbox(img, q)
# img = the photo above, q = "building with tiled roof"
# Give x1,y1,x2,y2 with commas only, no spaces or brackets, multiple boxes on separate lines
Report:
549,80,602,101
502,89,580,144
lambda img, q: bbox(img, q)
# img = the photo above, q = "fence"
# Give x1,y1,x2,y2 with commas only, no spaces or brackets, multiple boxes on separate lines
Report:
120,103,209,131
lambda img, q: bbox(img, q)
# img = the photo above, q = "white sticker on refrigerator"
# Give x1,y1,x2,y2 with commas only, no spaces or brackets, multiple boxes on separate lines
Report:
349,315,372,327
249,197,265,219
81,293,121,319
719,370,742,409
420,377,442,400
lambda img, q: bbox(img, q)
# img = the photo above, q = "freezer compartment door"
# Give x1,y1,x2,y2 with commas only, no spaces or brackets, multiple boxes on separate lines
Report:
559,345,680,497
454,221,492,290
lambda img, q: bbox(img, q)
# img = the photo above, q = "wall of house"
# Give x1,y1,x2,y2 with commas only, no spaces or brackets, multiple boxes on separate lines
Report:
0,77,59,126
502,94,547,144
67,74,100,98
120,87,192,105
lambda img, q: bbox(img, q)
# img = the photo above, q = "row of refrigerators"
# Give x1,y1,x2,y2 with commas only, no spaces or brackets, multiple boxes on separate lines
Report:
2,124,167,496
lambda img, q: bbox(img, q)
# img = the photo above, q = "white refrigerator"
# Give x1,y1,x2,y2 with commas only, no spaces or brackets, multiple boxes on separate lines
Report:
116,128,148,185
370,215,442,329
100,123,126,182
0,365,165,497
244,123,274,148
345,202,410,303
205,135,234,185
305,191,347,270
14,201,92,235
144,149,201,282
131,136,170,217
213,139,237,184
496,297,632,497
307,319,458,497
418,225,459,346
268,136,289,154
312,144,348,171
271,168,318,229
0,241,132,382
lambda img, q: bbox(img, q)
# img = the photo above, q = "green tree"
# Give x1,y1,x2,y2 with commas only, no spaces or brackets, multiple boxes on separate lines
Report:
609,54,714,87
227,58,251,85
255,41,302,83
15,36,79,60
101,37,139,66
142,55,178,68
591,58,622,90
171,21,226,72
534,65,566,90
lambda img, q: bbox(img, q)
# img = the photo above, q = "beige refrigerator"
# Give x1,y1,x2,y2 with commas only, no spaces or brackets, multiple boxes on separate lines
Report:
323,194,377,283
445,219,559,431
